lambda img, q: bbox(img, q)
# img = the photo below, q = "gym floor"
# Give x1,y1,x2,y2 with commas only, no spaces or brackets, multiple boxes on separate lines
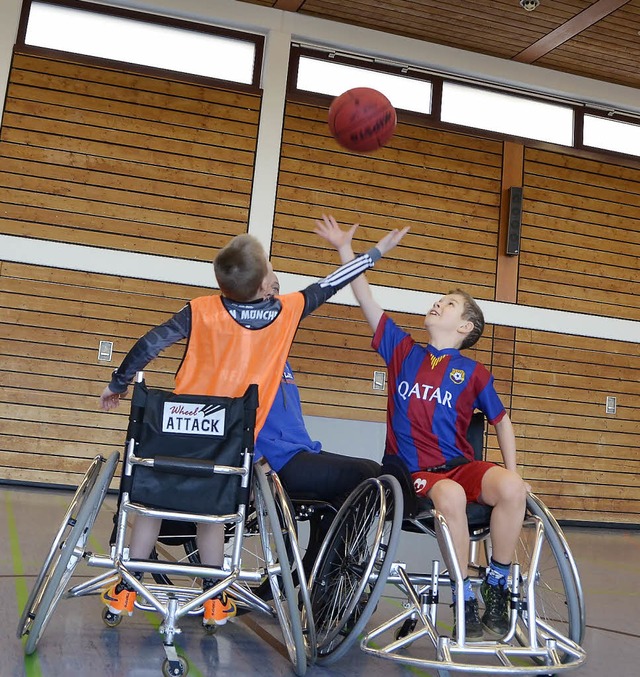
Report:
2,483,639,677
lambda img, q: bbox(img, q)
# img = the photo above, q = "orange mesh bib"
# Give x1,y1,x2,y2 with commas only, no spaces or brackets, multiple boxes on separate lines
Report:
174,293,305,435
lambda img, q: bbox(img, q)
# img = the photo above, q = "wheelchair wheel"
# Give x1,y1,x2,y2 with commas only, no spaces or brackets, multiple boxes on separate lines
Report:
19,451,119,654
264,469,317,664
254,463,307,676
309,475,403,666
514,493,585,658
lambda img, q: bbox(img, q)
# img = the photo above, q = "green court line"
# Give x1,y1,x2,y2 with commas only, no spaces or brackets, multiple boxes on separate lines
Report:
6,492,44,677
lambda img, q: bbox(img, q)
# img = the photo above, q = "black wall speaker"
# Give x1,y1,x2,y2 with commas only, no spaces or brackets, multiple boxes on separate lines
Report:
506,186,523,256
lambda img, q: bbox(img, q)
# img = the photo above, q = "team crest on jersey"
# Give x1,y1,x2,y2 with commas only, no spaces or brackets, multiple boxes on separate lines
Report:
162,402,226,436
449,369,465,385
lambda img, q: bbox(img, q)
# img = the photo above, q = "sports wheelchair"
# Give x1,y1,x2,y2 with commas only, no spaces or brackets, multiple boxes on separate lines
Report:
307,413,587,675
17,375,315,677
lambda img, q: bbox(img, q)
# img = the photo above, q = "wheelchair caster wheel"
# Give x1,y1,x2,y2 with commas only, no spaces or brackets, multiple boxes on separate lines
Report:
394,617,417,641
162,655,188,676
203,623,218,635
101,607,123,627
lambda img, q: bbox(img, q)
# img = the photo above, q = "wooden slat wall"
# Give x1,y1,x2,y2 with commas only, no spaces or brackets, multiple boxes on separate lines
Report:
272,100,502,299
511,330,639,523
1,54,638,523
0,51,261,487
0,262,208,487
0,52,260,258
272,98,502,421
519,147,640,320
515,147,639,518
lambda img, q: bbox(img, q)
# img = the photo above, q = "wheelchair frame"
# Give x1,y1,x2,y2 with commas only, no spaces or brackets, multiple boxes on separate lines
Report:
355,491,586,675
17,376,314,677
306,435,586,676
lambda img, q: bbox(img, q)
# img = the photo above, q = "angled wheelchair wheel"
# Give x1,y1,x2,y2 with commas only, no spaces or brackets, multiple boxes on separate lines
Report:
514,493,585,659
309,475,403,666
254,464,307,676
19,451,119,654
264,469,317,664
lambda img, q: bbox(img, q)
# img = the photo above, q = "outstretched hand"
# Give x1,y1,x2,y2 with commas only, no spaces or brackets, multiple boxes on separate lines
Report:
99,386,126,411
314,214,410,257
375,225,410,256
314,214,357,251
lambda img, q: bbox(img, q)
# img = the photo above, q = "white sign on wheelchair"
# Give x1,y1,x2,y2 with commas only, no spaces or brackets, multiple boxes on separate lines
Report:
162,402,226,436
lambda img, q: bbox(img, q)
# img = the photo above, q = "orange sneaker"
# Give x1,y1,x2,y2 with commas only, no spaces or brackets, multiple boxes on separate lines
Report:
203,592,237,626
101,581,137,616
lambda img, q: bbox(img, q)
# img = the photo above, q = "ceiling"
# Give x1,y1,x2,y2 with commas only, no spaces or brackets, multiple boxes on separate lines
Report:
241,0,640,92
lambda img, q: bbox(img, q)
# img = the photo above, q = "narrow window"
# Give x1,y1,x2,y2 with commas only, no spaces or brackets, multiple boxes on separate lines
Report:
583,114,640,158
24,1,259,85
442,82,574,146
296,55,432,114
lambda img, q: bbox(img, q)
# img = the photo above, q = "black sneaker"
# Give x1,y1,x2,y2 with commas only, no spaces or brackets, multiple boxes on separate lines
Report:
480,581,509,636
452,598,483,640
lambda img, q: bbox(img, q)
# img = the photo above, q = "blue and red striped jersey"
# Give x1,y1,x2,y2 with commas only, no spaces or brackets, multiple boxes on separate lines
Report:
373,314,506,473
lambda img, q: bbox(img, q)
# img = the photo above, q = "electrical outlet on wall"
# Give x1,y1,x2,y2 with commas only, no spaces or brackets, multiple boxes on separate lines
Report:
98,341,113,361
373,370,386,391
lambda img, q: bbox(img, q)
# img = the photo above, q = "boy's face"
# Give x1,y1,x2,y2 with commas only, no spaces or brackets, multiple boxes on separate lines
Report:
424,294,470,334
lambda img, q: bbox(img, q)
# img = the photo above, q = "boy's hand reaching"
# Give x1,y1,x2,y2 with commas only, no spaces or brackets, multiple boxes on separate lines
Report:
314,214,409,257
314,214,357,253
375,225,410,256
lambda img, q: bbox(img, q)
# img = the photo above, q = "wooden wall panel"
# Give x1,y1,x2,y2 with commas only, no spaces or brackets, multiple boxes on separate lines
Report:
508,329,640,524
0,262,210,487
519,147,640,321
0,261,497,486
272,100,502,301
1,54,638,524
0,52,260,259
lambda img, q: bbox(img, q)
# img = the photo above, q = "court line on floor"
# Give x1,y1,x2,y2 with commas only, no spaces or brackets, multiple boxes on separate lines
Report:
585,622,640,639
5,492,43,677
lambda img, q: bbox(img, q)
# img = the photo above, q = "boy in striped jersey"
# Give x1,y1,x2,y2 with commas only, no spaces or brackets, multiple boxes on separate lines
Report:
98,217,407,627
315,214,528,640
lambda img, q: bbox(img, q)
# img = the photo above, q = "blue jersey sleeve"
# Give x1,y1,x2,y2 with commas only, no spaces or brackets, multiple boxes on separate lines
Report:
372,314,414,365
473,375,506,425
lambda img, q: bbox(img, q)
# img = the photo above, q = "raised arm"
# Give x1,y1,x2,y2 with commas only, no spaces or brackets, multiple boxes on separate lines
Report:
314,214,408,332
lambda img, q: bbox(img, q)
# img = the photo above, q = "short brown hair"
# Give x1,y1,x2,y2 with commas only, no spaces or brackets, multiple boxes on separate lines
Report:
213,234,268,302
448,288,485,349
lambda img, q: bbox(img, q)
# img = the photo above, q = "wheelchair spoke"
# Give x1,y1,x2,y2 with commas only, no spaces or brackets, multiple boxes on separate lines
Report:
311,476,403,665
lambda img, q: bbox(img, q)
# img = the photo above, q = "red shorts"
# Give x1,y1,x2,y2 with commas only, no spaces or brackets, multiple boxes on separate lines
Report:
411,461,497,503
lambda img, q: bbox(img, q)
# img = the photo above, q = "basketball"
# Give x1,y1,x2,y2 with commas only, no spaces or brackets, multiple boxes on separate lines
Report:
328,87,397,153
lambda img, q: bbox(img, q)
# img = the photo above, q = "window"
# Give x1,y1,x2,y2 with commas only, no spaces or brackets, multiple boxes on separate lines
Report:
441,82,574,146
23,1,261,86
583,114,640,157
296,55,432,115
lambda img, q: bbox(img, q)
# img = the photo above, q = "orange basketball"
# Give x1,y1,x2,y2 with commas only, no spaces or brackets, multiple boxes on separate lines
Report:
328,87,397,153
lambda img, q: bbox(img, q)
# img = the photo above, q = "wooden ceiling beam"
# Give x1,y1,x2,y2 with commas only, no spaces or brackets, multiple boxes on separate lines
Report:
513,0,631,63
273,1,306,10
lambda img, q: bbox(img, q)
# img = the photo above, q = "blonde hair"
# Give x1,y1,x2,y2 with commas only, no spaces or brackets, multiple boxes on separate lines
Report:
213,234,268,302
